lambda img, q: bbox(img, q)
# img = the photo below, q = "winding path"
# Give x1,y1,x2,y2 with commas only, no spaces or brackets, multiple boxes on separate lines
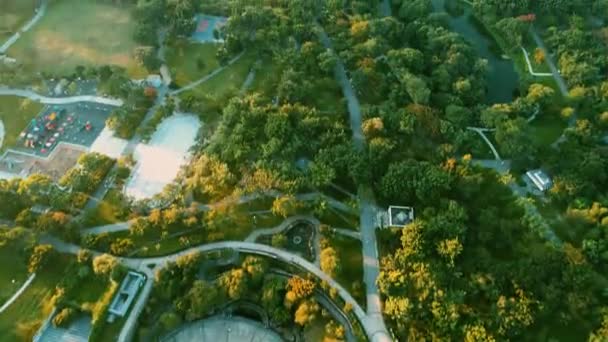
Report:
0,1,47,54
0,273,36,314
42,236,372,342
0,87,123,106
467,127,502,161
316,20,391,342
520,47,553,77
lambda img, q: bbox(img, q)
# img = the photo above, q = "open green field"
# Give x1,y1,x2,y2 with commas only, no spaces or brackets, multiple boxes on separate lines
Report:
0,0,37,41
0,254,72,342
0,249,29,306
179,51,257,116
8,0,146,77
166,40,220,86
0,96,44,152
530,112,567,146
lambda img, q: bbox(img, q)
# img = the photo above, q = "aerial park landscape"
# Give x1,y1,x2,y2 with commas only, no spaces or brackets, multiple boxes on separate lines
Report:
0,0,608,341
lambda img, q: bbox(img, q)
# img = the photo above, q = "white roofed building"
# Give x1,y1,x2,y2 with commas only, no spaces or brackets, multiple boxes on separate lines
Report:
526,169,552,192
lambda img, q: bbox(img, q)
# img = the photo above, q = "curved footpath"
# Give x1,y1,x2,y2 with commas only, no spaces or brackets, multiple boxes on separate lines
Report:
0,1,47,54
0,273,36,314
0,87,123,106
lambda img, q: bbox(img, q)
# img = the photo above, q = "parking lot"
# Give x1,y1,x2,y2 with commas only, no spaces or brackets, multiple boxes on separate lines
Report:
12,102,113,157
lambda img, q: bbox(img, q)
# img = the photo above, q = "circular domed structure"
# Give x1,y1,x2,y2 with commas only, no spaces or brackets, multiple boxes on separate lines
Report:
162,316,283,342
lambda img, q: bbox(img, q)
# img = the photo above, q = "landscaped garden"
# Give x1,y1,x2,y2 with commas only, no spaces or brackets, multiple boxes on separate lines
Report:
8,0,146,77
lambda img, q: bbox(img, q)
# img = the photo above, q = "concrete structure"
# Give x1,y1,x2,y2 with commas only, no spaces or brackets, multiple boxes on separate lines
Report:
526,169,552,192
108,271,145,318
33,309,91,342
388,205,414,227
162,316,282,342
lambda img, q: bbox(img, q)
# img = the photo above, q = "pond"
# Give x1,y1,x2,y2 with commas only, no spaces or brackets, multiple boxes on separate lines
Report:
431,0,519,104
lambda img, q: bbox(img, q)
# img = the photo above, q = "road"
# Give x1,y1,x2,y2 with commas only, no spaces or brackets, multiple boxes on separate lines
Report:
0,87,123,106
316,20,391,342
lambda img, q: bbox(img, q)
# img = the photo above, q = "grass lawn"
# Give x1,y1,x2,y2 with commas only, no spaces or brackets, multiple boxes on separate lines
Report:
66,276,109,305
8,0,146,77
0,254,72,342
179,51,257,110
530,112,567,146
249,59,282,97
326,234,365,308
0,249,29,306
166,40,220,86
0,0,37,41
0,96,44,152
319,208,359,231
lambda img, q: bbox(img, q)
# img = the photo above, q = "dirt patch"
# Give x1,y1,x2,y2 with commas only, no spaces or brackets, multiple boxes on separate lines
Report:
32,31,131,66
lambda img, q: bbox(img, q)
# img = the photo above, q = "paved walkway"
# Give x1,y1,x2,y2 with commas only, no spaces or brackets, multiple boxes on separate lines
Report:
0,1,47,54
520,47,553,77
467,127,502,161
530,28,569,97
316,21,391,342
0,87,123,106
0,273,36,313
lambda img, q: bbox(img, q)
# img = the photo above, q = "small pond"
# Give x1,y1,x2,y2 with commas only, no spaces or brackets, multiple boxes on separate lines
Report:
431,0,519,104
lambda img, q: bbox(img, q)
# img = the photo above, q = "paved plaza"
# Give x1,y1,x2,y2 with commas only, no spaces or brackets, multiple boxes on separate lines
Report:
162,316,283,342
125,114,200,200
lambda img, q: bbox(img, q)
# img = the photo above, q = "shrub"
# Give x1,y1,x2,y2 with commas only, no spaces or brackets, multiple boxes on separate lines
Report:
52,307,77,327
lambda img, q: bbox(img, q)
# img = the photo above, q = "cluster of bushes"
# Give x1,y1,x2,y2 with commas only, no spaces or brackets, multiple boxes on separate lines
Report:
137,100,175,142
106,85,156,139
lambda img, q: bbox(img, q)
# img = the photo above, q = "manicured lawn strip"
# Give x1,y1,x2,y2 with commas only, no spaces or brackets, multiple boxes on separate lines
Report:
319,209,359,231
166,41,220,86
0,254,72,342
66,276,109,305
325,234,365,308
8,0,146,77
0,96,44,152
